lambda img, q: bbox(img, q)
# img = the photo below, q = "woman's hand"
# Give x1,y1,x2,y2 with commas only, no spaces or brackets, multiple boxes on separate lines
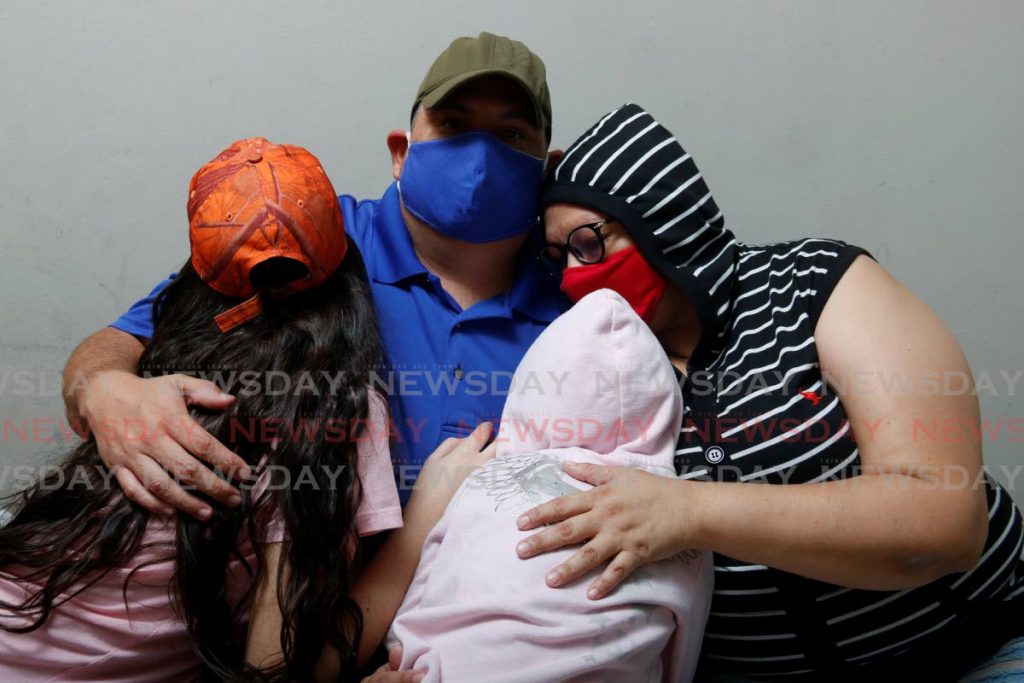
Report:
514,461,694,599
362,646,424,682
362,664,424,682
405,421,497,527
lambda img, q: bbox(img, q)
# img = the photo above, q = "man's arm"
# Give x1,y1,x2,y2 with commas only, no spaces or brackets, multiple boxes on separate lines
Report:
62,323,249,519
63,327,145,429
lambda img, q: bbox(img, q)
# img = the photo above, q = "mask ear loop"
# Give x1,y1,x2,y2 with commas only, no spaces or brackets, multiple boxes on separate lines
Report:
397,131,413,199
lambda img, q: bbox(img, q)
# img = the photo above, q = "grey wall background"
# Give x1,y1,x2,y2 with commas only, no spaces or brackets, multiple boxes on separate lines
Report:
1,0,1021,500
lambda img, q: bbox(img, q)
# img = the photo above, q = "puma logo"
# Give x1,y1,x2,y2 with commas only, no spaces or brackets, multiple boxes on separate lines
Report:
799,389,823,406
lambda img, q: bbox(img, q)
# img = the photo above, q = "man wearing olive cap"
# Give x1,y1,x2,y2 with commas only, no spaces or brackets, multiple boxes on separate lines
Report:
62,32,566,516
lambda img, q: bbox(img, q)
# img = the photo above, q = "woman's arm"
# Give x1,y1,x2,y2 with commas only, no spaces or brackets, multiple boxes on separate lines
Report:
516,255,989,596
244,422,496,679
245,542,287,672
351,422,496,665
245,543,427,682
695,254,988,586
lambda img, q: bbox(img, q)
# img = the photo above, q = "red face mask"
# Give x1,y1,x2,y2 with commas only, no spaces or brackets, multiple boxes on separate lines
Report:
559,245,668,322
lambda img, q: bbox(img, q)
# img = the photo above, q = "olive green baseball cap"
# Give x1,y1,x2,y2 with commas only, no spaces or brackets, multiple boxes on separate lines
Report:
412,31,552,142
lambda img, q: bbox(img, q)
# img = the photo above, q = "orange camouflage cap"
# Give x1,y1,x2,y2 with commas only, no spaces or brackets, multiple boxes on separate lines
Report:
187,137,347,332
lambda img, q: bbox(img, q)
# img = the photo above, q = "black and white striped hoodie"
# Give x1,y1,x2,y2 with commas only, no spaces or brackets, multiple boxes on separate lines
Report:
543,103,1024,679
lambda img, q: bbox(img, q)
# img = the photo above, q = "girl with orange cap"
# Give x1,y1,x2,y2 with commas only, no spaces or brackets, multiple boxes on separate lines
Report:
0,138,488,682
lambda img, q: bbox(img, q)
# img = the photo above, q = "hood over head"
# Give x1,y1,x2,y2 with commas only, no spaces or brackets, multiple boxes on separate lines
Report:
496,289,681,472
543,103,737,368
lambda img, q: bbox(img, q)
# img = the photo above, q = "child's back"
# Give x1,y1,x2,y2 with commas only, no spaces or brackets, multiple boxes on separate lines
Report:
0,514,237,682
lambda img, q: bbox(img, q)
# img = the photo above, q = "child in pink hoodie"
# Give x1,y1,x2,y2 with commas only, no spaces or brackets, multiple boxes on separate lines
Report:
389,289,713,682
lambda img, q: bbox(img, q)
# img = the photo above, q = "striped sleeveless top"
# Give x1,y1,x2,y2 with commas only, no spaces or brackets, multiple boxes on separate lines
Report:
543,103,1024,678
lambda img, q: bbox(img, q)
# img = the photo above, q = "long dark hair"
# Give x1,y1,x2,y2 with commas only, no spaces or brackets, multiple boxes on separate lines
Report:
0,245,384,681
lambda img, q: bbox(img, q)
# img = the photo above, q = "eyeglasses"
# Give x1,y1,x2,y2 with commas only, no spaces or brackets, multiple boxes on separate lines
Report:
539,219,614,278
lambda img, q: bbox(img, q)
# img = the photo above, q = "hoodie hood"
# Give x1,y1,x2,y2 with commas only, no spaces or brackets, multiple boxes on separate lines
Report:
543,103,737,368
496,288,681,472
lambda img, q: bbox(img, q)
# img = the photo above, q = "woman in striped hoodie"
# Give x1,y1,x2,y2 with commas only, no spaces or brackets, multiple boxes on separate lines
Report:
515,103,1024,680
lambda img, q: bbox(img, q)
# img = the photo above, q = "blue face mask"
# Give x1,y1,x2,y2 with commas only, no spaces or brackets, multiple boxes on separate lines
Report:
398,131,545,243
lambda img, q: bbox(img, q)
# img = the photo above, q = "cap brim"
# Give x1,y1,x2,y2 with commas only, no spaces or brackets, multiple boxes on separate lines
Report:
419,68,547,135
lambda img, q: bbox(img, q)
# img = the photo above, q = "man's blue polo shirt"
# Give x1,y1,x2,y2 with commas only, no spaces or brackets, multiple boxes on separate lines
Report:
110,182,566,501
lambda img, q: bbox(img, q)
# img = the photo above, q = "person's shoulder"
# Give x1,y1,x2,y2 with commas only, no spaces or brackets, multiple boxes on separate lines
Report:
734,237,873,325
337,192,381,213
337,192,376,227
737,236,866,260
736,237,871,276
337,189,393,252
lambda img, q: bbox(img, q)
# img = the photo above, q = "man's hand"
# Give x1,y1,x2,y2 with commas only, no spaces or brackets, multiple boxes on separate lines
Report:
79,370,250,519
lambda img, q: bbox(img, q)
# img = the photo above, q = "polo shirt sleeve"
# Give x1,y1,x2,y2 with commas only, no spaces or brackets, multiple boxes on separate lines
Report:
354,391,403,536
257,392,403,544
108,272,177,340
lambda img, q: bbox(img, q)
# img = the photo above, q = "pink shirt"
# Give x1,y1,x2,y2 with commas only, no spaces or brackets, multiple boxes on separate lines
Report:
0,393,402,682
389,290,713,682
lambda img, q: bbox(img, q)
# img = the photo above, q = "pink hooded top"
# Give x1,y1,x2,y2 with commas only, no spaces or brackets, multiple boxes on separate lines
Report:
0,393,402,682
389,289,713,682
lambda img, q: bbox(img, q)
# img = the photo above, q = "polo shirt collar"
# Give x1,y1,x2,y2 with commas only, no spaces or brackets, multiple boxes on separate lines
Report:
370,182,428,285
507,230,566,323
373,182,566,323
